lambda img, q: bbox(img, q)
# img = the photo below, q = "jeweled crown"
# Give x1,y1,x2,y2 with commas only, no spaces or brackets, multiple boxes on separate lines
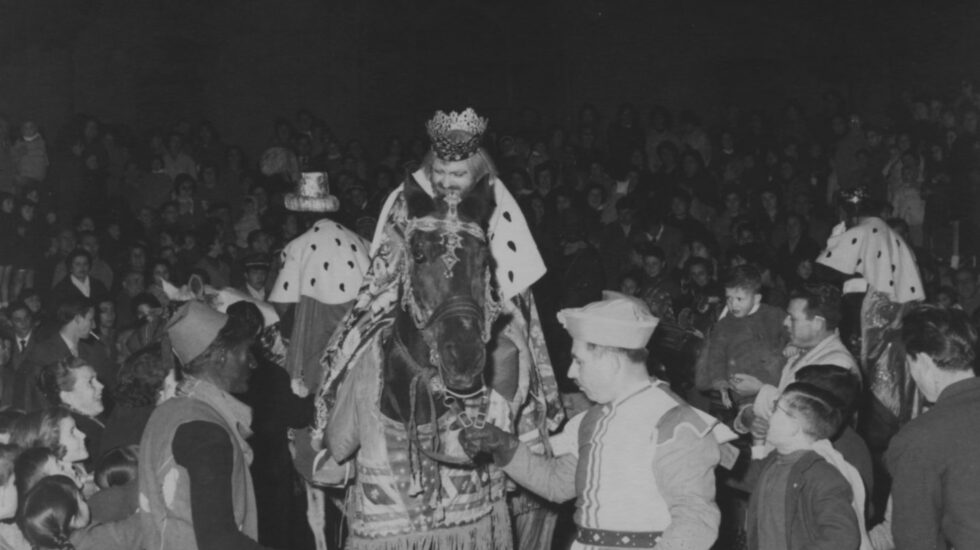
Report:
425,108,489,161
840,186,871,205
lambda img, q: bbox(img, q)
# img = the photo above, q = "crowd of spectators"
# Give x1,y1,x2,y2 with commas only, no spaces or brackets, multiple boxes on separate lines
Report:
0,79,978,549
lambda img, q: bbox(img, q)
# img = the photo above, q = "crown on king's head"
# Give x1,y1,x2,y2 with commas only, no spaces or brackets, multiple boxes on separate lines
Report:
840,186,871,205
426,108,489,162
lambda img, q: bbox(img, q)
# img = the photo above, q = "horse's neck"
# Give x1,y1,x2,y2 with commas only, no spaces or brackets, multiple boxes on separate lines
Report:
380,314,447,425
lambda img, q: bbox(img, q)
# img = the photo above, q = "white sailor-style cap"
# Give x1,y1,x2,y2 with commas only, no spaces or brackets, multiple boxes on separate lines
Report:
557,295,659,350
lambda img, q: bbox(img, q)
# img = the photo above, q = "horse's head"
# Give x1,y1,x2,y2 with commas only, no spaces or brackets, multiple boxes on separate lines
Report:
400,175,499,395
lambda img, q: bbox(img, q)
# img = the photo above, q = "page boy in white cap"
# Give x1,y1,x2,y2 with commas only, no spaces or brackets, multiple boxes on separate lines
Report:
460,296,722,550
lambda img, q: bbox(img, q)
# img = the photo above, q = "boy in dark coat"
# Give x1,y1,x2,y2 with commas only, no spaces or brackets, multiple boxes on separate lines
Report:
745,382,862,550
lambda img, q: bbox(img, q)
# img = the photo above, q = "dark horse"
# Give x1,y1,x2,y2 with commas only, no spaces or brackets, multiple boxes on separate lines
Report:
381,173,502,430
329,173,515,549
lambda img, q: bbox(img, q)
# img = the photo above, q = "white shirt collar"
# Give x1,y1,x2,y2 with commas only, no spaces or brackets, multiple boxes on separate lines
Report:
70,275,91,297
59,332,79,357
246,283,266,301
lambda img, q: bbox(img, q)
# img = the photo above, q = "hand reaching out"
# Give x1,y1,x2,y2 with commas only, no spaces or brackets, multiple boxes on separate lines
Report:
458,424,519,467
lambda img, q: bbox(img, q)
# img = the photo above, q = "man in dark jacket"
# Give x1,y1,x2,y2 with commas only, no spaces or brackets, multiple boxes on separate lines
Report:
887,305,980,550
19,297,114,412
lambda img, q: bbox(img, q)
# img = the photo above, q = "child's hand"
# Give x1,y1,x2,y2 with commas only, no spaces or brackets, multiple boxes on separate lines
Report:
750,415,769,442
730,374,763,396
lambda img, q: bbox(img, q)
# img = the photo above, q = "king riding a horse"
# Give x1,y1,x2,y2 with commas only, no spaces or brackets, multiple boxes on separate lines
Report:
298,108,563,550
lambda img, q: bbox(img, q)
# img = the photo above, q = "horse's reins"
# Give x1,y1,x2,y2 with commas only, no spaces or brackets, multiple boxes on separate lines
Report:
388,318,488,468
388,189,505,510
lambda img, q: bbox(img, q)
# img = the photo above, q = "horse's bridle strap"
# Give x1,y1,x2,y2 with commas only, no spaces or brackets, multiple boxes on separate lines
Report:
425,294,484,330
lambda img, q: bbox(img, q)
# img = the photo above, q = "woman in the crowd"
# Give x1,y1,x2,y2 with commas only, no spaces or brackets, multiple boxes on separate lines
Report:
19,475,90,550
11,408,90,486
36,358,106,471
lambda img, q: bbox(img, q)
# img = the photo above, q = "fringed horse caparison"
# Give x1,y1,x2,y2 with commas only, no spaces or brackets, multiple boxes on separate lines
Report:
339,174,515,550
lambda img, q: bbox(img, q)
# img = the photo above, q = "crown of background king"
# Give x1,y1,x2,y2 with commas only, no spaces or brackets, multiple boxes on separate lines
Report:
425,108,489,161
840,186,871,205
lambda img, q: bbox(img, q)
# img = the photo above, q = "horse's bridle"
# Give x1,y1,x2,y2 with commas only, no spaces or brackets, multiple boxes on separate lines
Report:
390,191,503,471
399,191,502,396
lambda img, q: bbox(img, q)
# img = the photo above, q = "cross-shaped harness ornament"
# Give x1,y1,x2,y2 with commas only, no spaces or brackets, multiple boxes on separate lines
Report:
440,191,464,279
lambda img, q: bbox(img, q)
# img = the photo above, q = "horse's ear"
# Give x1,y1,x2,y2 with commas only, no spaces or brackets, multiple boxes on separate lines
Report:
458,175,496,227
404,175,436,219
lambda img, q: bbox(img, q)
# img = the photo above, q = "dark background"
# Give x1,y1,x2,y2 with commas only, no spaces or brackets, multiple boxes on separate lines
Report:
1,0,978,154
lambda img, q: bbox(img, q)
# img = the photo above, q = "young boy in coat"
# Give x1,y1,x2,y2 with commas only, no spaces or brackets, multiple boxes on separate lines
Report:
694,264,787,415
745,382,862,550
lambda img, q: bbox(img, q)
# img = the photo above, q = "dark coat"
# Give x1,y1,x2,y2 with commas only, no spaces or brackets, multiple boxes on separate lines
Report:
886,377,980,550
50,277,110,308
1,331,39,406
101,404,154,455
746,450,860,550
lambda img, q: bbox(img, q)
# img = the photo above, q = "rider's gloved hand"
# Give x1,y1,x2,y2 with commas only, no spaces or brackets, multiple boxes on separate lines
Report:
458,424,520,467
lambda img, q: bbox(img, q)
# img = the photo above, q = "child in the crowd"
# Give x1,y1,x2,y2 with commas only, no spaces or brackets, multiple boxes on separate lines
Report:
16,450,142,550
19,475,89,550
0,444,29,550
10,121,48,189
93,446,137,491
694,264,788,416
745,382,867,550
88,446,139,523
793,364,874,514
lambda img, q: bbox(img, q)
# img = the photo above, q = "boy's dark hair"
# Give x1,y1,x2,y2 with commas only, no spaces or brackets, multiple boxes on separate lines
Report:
94,445,139,489
794,364,861,422
781,382,845,441
902,304,977,372
55,297,93,328
723,265,762,294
